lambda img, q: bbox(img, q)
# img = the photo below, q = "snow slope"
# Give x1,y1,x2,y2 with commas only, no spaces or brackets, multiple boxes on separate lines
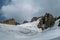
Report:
0,19,60,40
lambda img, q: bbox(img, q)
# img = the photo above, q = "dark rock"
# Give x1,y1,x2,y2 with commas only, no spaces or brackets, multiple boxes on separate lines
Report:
37,13,55,30
58,21,60,26
23,20,28,23
44,13,55,27
57,16,60,19
15,22,20,25
31,17,39,22
37,19,45,30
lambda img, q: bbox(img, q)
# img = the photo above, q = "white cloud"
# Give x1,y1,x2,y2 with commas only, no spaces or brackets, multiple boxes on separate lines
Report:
2,0,43,23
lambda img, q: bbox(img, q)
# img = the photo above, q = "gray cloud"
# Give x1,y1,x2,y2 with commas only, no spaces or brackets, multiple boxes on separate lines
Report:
1,0,60,23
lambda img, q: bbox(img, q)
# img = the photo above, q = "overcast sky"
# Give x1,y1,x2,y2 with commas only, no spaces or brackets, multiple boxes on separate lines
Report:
0,0,60,23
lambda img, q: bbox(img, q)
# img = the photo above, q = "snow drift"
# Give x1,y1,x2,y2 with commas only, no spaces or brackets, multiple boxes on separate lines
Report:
0,19,60,40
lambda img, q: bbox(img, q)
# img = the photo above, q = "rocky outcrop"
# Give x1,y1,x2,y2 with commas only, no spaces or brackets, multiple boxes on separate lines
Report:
23,20,29,24
37,13,55,30
57,16,60,26
22,13,59,30
37,19,45,30
31,17,39,22
57,16,60,19
1,18,20,25
44,13,55,27
58,20,60,26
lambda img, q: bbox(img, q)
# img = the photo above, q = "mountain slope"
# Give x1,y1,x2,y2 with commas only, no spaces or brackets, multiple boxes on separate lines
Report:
0,19,60,40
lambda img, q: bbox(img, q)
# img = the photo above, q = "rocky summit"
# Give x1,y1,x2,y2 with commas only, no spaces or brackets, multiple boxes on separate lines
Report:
23,13,60,30
37,13,55,30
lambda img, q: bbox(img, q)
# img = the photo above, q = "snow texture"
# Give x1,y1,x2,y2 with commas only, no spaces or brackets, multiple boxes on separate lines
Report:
0,19,60,40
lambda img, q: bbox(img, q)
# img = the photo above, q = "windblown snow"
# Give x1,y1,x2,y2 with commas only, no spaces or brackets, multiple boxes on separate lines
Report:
0,19,60,40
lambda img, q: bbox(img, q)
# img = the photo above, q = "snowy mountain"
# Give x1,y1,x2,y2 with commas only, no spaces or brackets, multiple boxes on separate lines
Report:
0,19,60,40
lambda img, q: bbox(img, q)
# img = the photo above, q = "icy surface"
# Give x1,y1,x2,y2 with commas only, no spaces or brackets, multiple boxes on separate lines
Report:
0,19,60,40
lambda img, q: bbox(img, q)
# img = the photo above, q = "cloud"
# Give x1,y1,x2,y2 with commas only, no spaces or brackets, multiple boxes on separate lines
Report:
2,0,44,23
1,0,60,23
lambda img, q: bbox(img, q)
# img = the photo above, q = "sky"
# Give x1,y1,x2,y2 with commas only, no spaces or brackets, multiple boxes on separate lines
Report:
0,0,60,23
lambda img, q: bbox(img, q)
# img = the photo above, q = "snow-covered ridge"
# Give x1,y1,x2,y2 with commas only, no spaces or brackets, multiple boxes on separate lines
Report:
0,18,42,35
0,19,60,40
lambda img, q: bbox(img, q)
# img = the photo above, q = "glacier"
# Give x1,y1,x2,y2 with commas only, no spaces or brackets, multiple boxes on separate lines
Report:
0,19,60,40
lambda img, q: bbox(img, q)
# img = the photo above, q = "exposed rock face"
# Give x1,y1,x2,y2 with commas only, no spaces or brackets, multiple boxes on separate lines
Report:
31,17,39,22
23,20,29,23
58,16,60,26
57,16,60,19
44,13,55,27
37,19,45,30
1,18,20,25
58,21,60,26
37,13,55,30
23,13,60,30
54,16,60,21
30,13,56,30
